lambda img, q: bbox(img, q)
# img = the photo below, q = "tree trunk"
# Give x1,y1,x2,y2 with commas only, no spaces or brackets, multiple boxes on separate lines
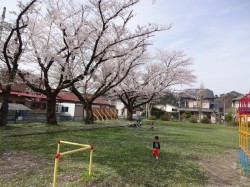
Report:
46,95,58,125
0,85,11,127
85,104,94,123
127,109,133,121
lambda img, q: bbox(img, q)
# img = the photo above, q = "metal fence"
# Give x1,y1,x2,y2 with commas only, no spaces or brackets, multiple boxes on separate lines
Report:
7,113,86,124
7,108,118,124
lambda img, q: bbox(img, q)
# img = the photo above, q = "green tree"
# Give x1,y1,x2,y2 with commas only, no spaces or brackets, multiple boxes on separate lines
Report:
225,109,233,125
151,107,165,119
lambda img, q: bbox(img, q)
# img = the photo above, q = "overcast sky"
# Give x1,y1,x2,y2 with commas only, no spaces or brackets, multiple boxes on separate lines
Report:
1,0,250,95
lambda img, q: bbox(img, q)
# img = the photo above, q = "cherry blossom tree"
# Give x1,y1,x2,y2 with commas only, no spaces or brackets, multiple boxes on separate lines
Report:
71,51,145,123
17,0,91,125
16,0,166,125
110,49,196,120
69,0,167,123
0,0,38,127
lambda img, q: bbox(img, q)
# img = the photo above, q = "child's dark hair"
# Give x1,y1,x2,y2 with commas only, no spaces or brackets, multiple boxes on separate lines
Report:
154,136,159,140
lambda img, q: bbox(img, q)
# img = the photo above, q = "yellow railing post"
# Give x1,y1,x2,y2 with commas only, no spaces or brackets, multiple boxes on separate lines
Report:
52,140,94,186
89,145,94,175
53,140,61,187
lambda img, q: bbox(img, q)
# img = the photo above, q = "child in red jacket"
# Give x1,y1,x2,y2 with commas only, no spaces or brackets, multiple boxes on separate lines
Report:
152,136,160,159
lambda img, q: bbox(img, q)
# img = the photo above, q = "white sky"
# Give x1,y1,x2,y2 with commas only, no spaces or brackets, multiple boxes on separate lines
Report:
1,0,250,95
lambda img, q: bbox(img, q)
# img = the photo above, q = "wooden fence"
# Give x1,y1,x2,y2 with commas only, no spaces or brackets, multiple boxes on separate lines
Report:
92,108,118,121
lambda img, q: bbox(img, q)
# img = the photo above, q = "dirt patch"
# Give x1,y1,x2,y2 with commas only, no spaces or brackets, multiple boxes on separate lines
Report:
0,151,51,180
198,149,250,187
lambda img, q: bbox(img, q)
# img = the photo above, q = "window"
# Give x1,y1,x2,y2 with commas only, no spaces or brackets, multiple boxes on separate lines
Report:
31,102,40,109
31,102,46,109
61,106,69,113
41,103,46,109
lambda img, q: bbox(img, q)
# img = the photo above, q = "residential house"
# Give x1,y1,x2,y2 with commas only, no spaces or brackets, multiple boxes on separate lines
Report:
179,88,216,123
57,91,116,120
113,100,143,119
232,95,243,113
0,83,117,122
154,103,178,113
0,83,47,113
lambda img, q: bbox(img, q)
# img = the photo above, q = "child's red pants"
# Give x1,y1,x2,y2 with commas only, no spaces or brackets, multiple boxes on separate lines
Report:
152,148,159,157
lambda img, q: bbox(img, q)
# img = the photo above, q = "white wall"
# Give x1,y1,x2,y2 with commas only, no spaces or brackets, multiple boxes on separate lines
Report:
154,104,177,112
166,104,178,112
154,104,165,111
116,101,126,117
58,102,76,116
232,100,239,109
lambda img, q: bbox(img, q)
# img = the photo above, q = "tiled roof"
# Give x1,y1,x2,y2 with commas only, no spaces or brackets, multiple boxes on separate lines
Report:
182,89,214,99
57,91,79,102
11,83,29,92
1,89,110,106
57,91,110,105
93,97,110,105
0,90,46,99
232,95,243,101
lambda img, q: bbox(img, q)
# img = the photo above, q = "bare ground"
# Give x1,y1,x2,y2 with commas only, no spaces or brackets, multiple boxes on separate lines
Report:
0,150,250,186
198,149,250,187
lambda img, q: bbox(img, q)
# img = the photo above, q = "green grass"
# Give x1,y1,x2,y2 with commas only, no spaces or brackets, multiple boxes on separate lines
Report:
0,120,238,186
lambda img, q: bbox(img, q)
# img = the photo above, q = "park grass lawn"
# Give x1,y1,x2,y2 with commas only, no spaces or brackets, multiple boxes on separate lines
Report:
0,120,238,186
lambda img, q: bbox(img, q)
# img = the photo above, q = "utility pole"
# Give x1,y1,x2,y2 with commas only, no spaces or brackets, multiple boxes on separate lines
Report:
172,90,183,121
0,7,6,39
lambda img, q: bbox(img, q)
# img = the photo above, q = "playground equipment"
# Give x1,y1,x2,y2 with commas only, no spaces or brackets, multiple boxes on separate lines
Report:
53,139,94,187
238,92,250,176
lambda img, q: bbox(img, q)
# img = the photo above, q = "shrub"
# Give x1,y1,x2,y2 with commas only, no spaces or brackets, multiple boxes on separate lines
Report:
180,112,191,121
201,117,211,124
184,112,192,119
160,114,168,121
151,108,165,119
225,113,233,124
189,116,197,123
148,115,157,120
180,113,186,121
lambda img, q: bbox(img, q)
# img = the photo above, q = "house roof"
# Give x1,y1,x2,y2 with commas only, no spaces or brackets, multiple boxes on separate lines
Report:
93,97,110,105
0,103,31,111
13,91,46,99
182,89,214,99
1,89,110,106
57,91,79,102
0,90,46,99
232,95,243,101
57,91,110,105
11,83,29,92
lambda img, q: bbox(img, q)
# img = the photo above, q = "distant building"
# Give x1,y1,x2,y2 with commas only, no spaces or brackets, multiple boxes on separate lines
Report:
178,88,216,123
154,103,178,113
0,83,117,122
